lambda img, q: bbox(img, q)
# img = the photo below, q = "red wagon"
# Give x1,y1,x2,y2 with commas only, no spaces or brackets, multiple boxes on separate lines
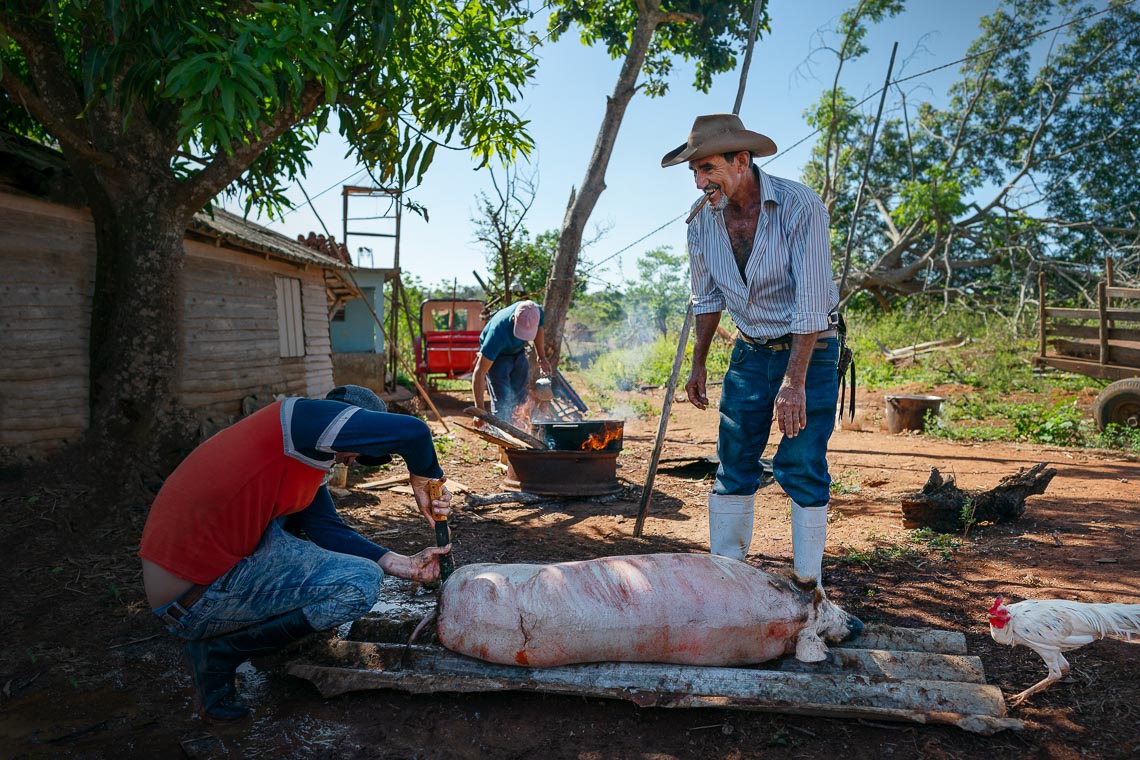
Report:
413,299,486,387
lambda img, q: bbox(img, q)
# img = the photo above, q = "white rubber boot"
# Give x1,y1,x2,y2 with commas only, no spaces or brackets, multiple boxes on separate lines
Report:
708,493,755,560
791,501,828,586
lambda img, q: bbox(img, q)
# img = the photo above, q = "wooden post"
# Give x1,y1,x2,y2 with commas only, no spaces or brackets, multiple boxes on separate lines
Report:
634,306,692,537
1105,255,1115,332
634,15,773,539
1038,272,1047,360
838,43,898,301
1098,280,1109,365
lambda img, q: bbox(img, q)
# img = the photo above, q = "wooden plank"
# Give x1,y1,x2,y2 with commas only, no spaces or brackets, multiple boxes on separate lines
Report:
1049,324,1140,342
1045,307,1098,320
830,624,967,655
1043,306,1140,322
1050,338,1140,368
358,474,410,490
1107,308,1140,321
288,644,1019,733
324,638,984,684
1106,286,1140,299
1035,356,1140,380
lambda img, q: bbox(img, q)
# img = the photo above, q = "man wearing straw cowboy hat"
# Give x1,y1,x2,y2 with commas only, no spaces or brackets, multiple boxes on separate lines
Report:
663,114,841,590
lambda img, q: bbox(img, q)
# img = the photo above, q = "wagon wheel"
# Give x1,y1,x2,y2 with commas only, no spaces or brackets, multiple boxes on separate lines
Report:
1092,378,1140,430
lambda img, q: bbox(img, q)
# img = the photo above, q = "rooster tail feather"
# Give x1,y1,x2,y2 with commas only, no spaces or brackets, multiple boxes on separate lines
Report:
1083,603,1140,640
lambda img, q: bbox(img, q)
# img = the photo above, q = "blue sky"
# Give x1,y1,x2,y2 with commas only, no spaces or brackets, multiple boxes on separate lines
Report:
222,0,1012,292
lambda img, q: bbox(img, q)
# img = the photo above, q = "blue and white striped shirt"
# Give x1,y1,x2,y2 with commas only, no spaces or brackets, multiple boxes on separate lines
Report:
687,167,839,339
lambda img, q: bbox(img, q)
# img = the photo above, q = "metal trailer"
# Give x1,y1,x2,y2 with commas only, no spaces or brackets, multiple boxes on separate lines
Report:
1036,257,1140,430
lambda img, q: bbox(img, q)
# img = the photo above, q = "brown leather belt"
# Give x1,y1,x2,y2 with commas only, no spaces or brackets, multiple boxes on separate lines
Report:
163,583,210,623
738,330,836,351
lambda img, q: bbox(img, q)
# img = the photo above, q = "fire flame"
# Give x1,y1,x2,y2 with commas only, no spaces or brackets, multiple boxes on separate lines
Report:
511,398,535,434
581,426,621,451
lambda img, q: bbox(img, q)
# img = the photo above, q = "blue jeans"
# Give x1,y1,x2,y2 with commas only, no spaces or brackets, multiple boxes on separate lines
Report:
487,351,530,420
714,337,839,506
153,520,384,640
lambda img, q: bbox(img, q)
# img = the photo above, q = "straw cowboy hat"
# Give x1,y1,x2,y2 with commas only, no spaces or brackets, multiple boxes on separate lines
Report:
660,114,777,168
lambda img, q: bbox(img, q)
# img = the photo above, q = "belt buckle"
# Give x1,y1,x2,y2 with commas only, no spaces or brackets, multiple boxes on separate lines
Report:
160,601,189,627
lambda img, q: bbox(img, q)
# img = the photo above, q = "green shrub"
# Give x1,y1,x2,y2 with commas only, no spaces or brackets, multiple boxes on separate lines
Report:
1012,400,1086,447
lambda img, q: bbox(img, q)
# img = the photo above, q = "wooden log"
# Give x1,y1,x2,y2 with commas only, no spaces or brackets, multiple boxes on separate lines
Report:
456,422,525,450
319,638,983,684
839,624,967,655
463,407,548,449
900,464,1057,532
465,491,549,508
287,643,1020,733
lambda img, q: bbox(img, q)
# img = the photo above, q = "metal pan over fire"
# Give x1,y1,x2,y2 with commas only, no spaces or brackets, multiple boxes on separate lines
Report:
530,419,624,452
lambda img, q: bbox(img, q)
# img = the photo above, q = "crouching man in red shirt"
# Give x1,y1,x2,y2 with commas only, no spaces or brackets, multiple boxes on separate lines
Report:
139,385,451,720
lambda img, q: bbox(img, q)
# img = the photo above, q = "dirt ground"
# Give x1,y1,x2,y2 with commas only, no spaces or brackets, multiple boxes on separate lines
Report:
1,381,1138,759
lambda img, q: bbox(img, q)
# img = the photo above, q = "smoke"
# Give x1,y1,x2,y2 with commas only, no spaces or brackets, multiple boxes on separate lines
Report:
604,401,640,420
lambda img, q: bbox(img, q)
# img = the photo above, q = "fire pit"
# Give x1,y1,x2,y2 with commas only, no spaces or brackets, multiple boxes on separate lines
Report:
502,419,625,495
503,448,622,496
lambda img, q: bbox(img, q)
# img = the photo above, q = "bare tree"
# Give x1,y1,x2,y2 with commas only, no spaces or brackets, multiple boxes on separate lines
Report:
472,163,539,305
541,0,765,367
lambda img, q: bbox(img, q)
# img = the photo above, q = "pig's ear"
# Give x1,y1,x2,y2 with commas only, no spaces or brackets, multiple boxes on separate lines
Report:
795,630,828,663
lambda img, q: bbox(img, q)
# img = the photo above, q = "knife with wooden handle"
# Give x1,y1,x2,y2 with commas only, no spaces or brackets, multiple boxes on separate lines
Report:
427,479,454,582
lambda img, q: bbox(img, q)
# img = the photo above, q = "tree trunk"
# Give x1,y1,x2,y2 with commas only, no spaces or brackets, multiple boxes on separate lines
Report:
542,3,662,367
899,464,1057,533
83,172,196,505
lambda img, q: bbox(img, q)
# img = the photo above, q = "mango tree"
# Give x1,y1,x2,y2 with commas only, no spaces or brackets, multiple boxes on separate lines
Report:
0,1,536,480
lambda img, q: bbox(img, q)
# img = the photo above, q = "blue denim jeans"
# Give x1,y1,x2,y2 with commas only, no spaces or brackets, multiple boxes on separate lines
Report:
487,350,530,420
153,520,384,640
714,336,839,506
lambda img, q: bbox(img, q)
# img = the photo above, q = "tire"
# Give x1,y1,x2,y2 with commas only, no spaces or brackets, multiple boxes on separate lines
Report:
1093,378,1140,431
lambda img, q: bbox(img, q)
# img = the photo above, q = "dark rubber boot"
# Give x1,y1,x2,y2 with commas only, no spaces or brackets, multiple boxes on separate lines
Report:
183,609,317,721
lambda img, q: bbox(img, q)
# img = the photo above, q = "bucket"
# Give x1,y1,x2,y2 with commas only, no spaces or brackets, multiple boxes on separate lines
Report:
885,394,943,433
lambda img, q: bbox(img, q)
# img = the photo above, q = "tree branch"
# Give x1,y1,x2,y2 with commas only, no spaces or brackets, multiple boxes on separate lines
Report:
174,80,325,218
658,11,703,25
0,13,109,167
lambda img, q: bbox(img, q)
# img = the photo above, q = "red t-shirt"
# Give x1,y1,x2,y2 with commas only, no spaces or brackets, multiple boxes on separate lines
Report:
139,401,329,585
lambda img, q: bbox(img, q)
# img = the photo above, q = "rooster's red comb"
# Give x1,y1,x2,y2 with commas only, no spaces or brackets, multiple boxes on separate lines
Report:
988,595,1004,614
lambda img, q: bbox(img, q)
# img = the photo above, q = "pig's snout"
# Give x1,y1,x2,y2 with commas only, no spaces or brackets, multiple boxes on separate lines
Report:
842,614,864,643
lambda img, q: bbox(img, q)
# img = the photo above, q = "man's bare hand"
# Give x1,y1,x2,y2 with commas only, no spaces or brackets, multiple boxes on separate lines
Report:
409,474,452,524
774,384,807,437
686,366,710,410
378,546,451,583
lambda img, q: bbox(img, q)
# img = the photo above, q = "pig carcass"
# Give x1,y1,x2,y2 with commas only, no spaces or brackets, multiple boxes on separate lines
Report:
436,553,863,666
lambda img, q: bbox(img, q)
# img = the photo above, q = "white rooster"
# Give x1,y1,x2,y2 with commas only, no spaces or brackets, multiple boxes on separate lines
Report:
986,595,1140,706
